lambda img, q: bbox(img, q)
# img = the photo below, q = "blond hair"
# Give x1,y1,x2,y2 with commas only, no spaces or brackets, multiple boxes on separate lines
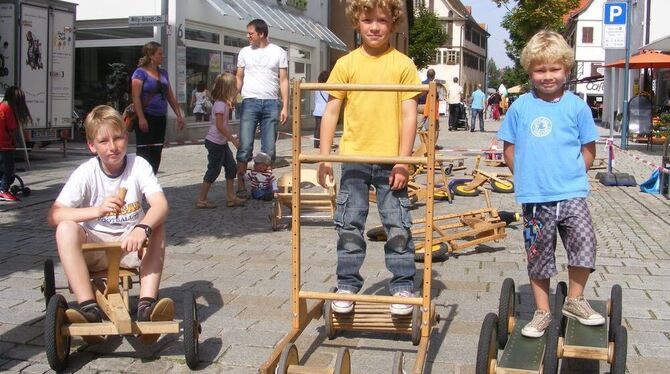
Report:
521,30,574,72
345,0,404,28
138,41,161,67
84,105,125,143
210,73,237,104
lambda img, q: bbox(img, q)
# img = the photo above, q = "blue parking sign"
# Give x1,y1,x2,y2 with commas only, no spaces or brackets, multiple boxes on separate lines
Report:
604,2,627,25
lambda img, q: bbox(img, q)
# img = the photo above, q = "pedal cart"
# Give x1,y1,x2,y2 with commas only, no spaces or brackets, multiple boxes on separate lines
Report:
260,82,442,374
41,243,201,371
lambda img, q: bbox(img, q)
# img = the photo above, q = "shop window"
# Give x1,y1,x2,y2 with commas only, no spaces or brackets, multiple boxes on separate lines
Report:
446,50,459,65
185,48,226,121
185,28,220,44
582,27,593,44
224,35,247,48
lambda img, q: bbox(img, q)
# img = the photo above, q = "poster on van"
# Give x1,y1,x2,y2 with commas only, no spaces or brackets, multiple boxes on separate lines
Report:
50,9,74,129
20,4,48,129
0,3,14,97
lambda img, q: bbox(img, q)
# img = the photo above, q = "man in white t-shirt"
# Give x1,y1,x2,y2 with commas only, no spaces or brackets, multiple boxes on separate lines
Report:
446,77,463,131
235,18,289,198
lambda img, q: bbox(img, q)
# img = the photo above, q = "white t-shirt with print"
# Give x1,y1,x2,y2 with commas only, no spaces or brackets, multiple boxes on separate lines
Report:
447,83,463,104
56,154,163,234
237,43,288,100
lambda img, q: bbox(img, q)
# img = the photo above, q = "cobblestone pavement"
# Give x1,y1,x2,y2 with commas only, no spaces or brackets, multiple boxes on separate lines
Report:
1,117,669,373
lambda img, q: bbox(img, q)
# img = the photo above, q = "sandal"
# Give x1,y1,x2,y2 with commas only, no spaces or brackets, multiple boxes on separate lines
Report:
236,189,251,199
195,200,217,209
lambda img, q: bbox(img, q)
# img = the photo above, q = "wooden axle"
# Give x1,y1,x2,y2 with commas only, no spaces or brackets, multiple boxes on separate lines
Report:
64,321,179,336
299,291,423,305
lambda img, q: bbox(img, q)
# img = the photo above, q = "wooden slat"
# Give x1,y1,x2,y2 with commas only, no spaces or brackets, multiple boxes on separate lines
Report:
64,321,178,336
288,366,334,374
299,291,422,305
497,319,544,372
95,291,131,334
300,154,426,165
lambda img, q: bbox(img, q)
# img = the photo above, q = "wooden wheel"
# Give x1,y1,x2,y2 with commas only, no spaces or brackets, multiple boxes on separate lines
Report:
183,292,200,369
45,294,71,371
324,287,337,339
277,342,299,374
497,278,515,349
491,179,514,193
411,305,422,346
610,325,627,374
609,284,622,342
392,351,405,374
333,347,351,374
42,259,56,309
452,181,479,197
414,243,449,262
475,313,498,374
271,201,281,231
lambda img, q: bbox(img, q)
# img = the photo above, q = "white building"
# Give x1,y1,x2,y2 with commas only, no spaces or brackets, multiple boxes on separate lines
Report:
414,0,489,97
565,0,607,120
66,0,346,142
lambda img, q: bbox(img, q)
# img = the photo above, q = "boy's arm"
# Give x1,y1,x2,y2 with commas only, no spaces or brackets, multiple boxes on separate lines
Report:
581,141,596,171
48,197,124,227
389,98,418,190
317,97,343,188
122,191,168,252
503,141,515,173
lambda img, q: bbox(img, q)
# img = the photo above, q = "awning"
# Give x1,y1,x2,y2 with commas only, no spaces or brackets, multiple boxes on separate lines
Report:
604,50,670,69
206,0,348,51
641,36,670,52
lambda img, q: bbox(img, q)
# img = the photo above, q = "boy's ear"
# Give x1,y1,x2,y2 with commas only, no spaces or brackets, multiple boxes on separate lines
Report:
87,141,96,154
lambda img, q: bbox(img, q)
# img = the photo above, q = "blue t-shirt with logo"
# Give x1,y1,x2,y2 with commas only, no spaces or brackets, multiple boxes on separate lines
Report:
497,91,599,204
470,89,486,110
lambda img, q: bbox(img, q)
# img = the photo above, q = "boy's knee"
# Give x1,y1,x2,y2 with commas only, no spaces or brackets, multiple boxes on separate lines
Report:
55,221,82,242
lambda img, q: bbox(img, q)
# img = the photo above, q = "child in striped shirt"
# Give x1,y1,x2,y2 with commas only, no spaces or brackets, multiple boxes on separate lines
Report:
246,152,277,200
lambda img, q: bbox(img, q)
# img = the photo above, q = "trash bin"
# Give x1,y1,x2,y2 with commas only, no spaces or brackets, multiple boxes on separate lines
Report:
629,94,653,135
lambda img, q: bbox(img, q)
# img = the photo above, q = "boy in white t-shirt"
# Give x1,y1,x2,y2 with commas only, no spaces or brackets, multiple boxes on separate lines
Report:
48,105,173,328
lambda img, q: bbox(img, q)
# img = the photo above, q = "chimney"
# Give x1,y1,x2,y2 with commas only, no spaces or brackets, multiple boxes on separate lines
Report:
465,6,472,14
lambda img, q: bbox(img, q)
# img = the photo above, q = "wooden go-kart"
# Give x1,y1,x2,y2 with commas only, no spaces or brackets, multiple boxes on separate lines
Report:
41,242,201,371
367,190,513,262
272,168,337,230
476,279,626,374
451,156,514,196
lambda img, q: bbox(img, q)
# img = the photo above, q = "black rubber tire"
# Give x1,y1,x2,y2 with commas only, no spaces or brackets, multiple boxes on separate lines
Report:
542,317,560,374
10,185,20,195
333,347,351,374
414,243,449,262
475,313,498,374
609,284,623,342
497,278,515,349
610,325,627,374
554,281,567,317
491,179,514,193
392,351,404,374
22,187,31,197
366,226,387,241
43,260,56,310
45,294,71,371
411,305,422,346
324,287,337,339
452,181,480,197
183,292,200,369
277,342,299,374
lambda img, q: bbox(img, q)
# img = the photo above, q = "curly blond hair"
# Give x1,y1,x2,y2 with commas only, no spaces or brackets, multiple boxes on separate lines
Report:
520,30,574,72
345,0,404,28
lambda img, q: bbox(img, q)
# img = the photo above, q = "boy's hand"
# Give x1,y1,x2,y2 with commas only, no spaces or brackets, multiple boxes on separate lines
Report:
389,164,409,190
122,228,148,252
97,196,125,218
318,162,334,188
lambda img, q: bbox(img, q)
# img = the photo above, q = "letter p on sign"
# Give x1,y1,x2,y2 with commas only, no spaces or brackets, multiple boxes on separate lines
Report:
604,2,627,25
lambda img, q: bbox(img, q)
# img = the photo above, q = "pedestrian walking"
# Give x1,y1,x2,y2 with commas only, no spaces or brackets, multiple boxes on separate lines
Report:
446,77,463,130
0,86,31,202
313,70,330,148
469,83,486,132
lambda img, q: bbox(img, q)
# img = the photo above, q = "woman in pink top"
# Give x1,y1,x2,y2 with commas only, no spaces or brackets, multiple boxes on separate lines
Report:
196,73,246,208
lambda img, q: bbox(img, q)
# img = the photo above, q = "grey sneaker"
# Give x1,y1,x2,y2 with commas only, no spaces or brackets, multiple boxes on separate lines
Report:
332,289,354,314
562,296,606,326
521,310,553,338
389,290,414,316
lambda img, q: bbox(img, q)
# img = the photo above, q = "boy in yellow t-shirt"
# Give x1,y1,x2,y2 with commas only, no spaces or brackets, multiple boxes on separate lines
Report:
317,0,420,316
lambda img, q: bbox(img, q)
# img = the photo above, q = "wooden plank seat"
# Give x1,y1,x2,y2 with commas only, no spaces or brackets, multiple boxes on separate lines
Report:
271,168,337,230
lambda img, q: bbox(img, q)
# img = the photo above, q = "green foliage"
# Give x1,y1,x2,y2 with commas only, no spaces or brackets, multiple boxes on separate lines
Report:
106,63,130,110
408,6,447,70
487,59,501,89
493,0,580,64
500,65,529,89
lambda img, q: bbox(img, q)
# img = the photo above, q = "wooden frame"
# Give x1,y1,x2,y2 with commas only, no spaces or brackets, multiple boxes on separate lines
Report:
459,156,514,193
271,168,337,230
260,82,441,374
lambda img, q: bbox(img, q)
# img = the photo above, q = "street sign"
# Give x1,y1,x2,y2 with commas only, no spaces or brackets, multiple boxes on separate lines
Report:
602,2,627,49
128,15,166,27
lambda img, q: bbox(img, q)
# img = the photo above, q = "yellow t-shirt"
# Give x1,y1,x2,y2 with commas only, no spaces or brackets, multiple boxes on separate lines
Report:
327,47,420,156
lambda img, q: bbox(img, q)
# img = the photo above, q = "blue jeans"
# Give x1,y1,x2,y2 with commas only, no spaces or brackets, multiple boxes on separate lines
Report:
471,108,484,131
335,163,415,294
236,98,280,163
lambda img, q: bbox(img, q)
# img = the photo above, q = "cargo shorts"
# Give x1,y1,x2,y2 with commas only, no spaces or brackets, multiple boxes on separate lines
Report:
81,226,142,272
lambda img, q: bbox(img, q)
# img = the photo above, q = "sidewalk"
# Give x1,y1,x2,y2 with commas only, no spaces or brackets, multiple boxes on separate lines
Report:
0,117,669,373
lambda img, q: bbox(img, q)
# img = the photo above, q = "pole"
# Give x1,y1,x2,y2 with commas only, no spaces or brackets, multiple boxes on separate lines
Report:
620,0,632,149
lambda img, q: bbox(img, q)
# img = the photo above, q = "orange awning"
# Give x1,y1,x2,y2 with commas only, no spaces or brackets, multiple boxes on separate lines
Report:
604,50,670,69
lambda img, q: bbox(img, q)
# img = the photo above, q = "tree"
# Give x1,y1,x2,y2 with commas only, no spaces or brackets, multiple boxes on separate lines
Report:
408,6,447,70
500,65,528,89
487,59,501,90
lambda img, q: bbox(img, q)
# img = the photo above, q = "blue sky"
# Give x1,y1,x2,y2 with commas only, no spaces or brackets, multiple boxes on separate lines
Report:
465,0,514,67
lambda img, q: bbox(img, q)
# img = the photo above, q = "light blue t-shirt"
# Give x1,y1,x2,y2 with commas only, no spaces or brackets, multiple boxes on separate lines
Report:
497,91,599,204
470,89,486,110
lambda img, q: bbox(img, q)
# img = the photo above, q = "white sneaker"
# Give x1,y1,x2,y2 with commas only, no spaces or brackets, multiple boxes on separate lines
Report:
332,289,354,314
389,290,414,316
521,310,553,338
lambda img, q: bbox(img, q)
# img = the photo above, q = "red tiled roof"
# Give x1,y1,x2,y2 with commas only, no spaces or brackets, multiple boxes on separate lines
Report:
563,0,592,24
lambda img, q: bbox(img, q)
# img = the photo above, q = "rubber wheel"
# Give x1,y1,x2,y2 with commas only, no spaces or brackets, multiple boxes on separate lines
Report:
271,201,280,231
497,278,515,349
414,243,449,262
610,325,627,374
10,185,20,195
366,226,387,241
334,347,351,374
475,313,498,374
22,187,31,197
324,287,337,339
45,294,71,371
554,281,567,316
452,181,479,197
491,179,514,193
609,284,623,342
392,351,404,374
411,305,422,346
542,317,560,374
43,260,56,310
277,342,299,374
183,292,200,369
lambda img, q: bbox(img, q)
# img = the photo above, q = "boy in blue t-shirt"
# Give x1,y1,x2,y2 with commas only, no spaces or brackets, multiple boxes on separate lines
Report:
497,30,605,338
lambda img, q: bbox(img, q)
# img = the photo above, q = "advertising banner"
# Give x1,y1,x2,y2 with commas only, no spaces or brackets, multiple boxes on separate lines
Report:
20,4,48,129
50,9,74,128
0,3,14,96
